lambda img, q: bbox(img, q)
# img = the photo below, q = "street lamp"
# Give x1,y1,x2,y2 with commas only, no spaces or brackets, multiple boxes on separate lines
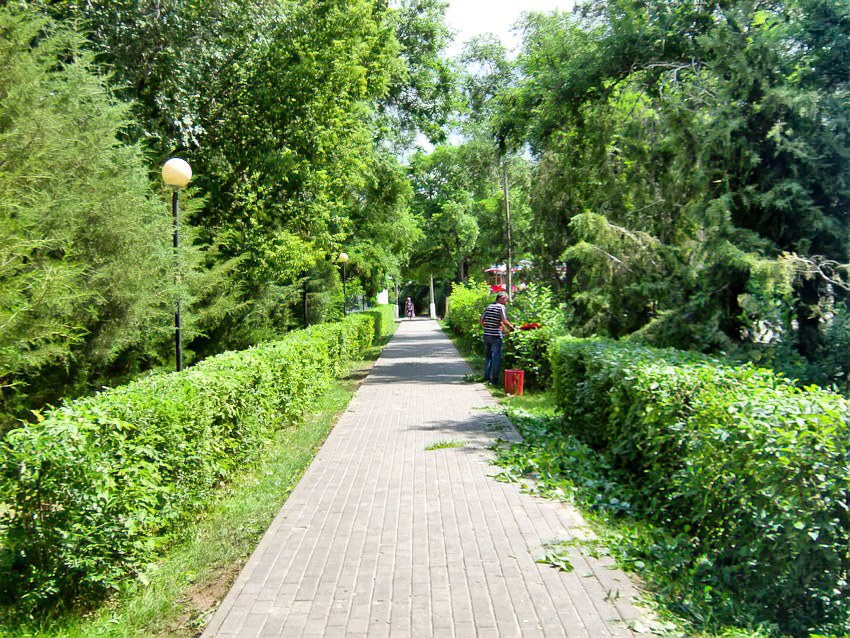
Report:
337,252,349,316
162,157,192,371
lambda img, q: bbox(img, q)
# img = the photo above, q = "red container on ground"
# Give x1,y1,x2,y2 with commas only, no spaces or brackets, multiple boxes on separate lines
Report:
504,369,524,395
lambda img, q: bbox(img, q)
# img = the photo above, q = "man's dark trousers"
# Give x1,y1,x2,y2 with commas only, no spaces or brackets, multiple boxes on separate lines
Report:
483,334,503,384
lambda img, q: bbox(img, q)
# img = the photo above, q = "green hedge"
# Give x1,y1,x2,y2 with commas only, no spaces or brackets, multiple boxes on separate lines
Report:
445,279,492,341
365,303,396,340
552,337,850,634
0,314,376,611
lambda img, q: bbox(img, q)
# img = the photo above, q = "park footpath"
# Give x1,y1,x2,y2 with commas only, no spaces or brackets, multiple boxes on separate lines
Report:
203,319,651,637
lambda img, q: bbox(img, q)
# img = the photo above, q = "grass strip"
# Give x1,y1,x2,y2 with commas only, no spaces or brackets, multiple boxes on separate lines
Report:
0,340,390,638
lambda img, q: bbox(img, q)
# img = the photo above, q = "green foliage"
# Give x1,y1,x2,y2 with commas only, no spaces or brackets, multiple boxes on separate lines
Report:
502,283,568,388
798,303,850,396
491,407,765,636
346,155,420,298
0,314,377,613
489,0,850,364
457,34,515,134
0,6,216,423
535,540,575,573
408,144,486,282
34,0,284,155
180,0,414,339
383,0,458,147
0,0,449,421
445,279,492,341
365,304,397,340
446,281,568,389
32,0,440,356
492,407,635,517
406,141,533,288
550,337,850,635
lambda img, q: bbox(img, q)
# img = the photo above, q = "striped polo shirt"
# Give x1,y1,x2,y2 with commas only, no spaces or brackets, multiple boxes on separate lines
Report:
481,303,507,337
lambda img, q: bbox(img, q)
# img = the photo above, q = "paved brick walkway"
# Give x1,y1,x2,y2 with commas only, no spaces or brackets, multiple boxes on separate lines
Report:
203,320,649,637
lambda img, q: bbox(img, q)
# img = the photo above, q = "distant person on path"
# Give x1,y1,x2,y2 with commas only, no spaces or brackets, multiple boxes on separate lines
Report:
405,297,415,320
480,292,515,385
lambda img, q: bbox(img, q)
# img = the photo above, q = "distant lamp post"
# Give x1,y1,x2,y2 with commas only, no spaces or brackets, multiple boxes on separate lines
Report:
389,276,399,317
337,252,349,316
162,158,192,371
429,274,437,319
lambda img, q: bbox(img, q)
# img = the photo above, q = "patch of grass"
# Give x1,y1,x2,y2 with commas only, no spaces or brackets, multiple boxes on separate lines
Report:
0,348,384,638
438,321,483,376
424,440,467,451
499,391,557,414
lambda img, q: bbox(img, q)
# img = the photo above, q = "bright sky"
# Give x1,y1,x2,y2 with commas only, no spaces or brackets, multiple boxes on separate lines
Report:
444,0,574,56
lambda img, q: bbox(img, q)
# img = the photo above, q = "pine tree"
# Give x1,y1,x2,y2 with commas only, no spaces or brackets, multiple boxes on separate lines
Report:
0,7,179,423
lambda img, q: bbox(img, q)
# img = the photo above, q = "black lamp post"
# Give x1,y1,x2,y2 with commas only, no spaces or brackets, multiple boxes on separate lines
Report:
162,157,192,371
338,252,349,316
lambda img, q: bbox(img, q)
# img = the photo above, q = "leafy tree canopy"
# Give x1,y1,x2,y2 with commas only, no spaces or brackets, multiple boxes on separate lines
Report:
0,6,199,421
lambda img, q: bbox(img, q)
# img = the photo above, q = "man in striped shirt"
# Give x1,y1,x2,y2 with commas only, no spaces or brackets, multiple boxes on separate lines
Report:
479,292,515,385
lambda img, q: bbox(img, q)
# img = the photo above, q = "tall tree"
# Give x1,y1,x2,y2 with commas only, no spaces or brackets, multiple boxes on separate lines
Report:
33,0,455,348
0,6,191,423
382,0,459,147
497,0,850,354
407,141,531,286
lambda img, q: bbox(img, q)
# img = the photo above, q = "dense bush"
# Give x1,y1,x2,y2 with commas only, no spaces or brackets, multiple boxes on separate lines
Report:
0,314,376,612
445,279,492,342
502,284,567,389
804,304,850,396
551,337,850,635
0,7,199,426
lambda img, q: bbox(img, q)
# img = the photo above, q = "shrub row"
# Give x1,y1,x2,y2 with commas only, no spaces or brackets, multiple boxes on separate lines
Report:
0,313,379,611
551,337,850,635
365,303,397,341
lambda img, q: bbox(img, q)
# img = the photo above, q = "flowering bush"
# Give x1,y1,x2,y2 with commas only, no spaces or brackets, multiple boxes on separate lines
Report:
446,282,568,388
502,284,568,388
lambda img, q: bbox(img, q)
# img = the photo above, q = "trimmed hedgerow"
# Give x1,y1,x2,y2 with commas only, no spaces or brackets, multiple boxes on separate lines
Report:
365,303,397,340
551,337,850,635
0,314,376,612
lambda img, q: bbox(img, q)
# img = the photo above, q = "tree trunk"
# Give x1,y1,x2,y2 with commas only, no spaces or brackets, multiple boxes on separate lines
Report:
303,281,309,327
795,276,821,360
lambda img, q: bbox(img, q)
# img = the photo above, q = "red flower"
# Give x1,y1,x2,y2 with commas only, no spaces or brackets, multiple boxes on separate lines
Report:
520,322,541,331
